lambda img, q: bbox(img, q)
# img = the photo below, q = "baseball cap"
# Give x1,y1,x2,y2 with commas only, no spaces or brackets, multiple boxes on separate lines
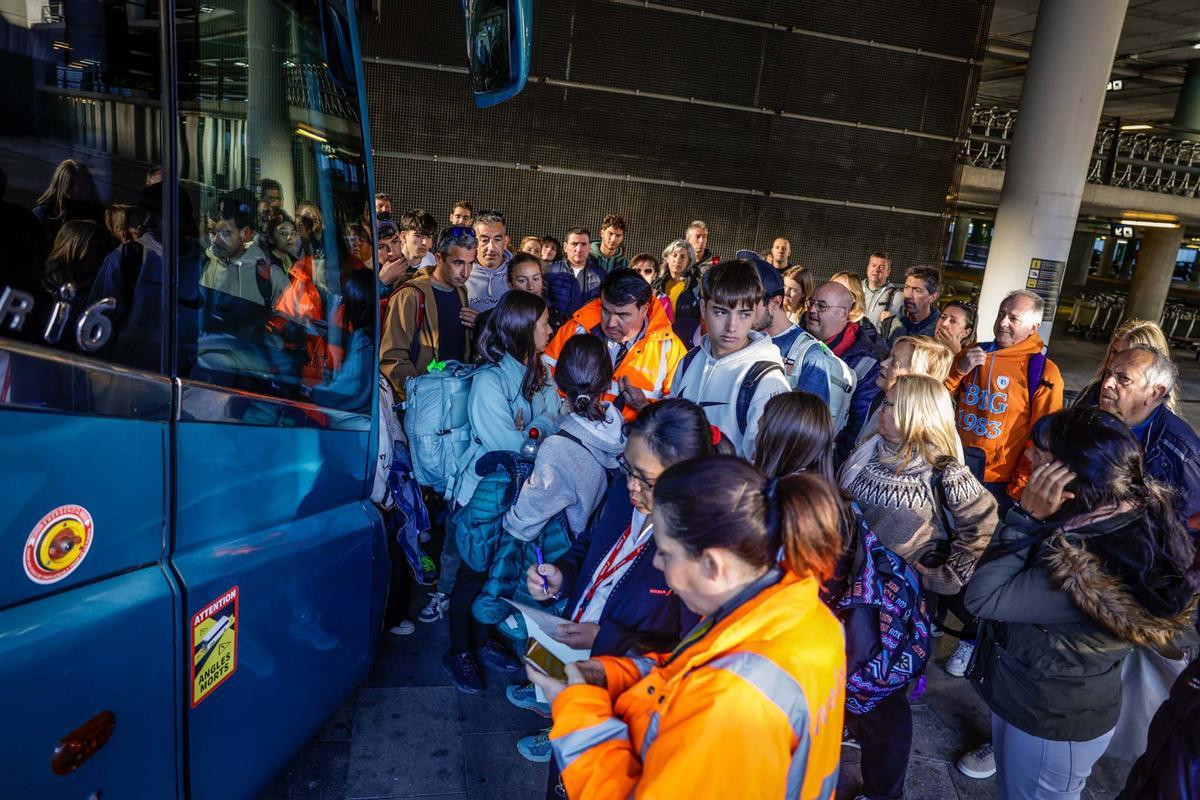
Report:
736,249,785,298
376,219,398,240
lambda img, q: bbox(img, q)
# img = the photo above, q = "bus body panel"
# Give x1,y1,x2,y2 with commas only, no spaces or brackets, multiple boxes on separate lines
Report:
173,421,379,800
0,565,178,799
0,406,168,611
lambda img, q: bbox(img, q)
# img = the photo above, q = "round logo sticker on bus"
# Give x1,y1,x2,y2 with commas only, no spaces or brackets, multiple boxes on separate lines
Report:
23,505,94,584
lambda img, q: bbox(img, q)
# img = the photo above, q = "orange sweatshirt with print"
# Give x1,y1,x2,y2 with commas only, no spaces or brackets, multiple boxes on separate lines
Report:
944,332,1064,499
548,570,846,800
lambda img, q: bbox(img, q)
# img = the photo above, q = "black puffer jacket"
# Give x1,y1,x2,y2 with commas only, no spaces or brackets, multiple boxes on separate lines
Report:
966,507,1197,742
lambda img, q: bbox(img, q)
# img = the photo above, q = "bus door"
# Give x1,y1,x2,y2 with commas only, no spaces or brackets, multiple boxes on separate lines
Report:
169,2,384,797
0,2,178,795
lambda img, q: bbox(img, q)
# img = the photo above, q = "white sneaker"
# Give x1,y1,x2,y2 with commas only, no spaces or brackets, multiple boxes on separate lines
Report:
389,620,415,635
419,591,450,623
944,640,975,678
956,743,996,779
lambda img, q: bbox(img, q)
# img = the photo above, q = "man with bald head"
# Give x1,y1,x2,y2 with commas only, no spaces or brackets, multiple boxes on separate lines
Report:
805,281,889,460
1098,344,1200,532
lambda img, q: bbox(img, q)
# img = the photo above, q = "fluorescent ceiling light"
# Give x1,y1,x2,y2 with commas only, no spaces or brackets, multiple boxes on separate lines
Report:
294,127,328,143
1118,218,1179,229
1120,124,1154,131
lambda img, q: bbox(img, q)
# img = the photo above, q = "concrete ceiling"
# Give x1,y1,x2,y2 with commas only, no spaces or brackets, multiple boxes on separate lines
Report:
978,0,1200,125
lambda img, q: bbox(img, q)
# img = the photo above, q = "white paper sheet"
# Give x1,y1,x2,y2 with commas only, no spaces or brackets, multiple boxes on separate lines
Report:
504,599,590,703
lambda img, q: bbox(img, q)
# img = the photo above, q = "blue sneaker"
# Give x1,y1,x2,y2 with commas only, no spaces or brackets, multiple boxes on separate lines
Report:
442,651,483,694
506,682,551,717
516,727,553,763
476,640,522,673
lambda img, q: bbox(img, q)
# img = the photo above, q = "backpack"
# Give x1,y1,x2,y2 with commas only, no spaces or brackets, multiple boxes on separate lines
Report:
401,360,480,497
677,347,784,435
773,327,857,434
831,503,931,715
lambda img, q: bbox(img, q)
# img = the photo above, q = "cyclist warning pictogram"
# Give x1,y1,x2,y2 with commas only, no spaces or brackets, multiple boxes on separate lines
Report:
191,586,238,707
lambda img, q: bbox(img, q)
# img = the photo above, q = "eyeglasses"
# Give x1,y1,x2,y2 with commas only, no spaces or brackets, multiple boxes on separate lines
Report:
806,299,848,313
617,454,657,489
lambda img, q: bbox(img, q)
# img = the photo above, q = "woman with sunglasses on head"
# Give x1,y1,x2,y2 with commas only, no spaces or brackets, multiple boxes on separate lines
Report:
935,300,977,358
511,400,721,774
530,455,847,800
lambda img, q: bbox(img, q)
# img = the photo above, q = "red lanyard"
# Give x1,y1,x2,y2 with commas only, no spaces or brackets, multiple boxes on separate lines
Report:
573,524,648,622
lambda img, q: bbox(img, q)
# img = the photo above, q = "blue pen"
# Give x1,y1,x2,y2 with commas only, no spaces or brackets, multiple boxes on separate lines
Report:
535,547,550,597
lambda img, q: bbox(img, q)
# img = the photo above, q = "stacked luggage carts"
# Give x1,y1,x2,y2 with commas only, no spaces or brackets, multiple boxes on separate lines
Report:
1067,292,1127,341
1163,302,1200,360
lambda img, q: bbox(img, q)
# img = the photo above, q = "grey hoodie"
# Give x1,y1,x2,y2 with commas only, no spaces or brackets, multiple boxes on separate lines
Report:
466,250,512,312
503,403,626,541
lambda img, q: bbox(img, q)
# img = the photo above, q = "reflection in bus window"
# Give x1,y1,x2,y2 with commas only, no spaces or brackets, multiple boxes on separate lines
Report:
176,0,373,414
0,2,164,371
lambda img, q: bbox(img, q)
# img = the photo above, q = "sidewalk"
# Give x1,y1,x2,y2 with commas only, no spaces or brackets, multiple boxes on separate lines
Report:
263,616,1133,799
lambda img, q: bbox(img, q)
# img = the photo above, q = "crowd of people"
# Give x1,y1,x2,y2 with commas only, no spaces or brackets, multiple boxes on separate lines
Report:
364,197,1200,800
7,163,1200,798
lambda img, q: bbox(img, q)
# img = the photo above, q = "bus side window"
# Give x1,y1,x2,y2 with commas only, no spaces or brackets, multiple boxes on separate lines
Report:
0,2,165,376
176,0,374,415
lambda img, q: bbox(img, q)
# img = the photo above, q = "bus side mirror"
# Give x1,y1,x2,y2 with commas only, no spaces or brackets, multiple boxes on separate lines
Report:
461,0,531,109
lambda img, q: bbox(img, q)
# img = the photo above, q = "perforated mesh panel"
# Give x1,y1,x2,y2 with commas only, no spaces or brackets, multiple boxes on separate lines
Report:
361,0,990,278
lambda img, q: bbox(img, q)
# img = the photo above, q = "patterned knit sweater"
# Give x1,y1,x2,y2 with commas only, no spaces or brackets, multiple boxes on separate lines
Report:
839,435,999,594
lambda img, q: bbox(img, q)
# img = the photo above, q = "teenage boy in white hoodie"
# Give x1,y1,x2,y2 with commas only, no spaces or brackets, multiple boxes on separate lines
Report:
669,259,790,459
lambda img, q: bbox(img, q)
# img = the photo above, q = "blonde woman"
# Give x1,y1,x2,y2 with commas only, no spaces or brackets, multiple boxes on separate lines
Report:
830,271,868,326
857,335,956,446
841,373,998,681
837,374,998,799
782,264,813,324
1073,318,1180,414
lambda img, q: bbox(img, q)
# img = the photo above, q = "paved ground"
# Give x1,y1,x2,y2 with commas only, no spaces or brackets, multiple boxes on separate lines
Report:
262,325,1191,800
261,607,1135,800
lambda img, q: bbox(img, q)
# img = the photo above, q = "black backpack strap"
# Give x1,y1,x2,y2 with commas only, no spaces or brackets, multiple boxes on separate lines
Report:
736,361,785,434
678,345,701,380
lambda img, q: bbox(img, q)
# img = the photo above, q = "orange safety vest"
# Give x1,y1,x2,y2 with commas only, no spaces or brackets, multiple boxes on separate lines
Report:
550,569,846,800
542,298,686,421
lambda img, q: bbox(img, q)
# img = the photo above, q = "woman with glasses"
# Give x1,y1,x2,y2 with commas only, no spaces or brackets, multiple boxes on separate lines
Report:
510,399,724,775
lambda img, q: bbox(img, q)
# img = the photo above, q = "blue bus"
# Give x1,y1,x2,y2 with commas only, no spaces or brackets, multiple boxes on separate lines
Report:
0,0,532,794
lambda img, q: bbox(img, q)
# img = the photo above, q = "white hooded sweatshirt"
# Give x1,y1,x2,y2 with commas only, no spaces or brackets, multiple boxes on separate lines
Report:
669,331,790,459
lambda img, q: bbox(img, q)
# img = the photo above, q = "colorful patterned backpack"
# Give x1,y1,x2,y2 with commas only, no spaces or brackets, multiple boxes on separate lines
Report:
830,503,931,714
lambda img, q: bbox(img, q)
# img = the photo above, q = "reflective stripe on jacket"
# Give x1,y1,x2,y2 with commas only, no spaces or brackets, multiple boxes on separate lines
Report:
550,570,846,800
542,298,686,421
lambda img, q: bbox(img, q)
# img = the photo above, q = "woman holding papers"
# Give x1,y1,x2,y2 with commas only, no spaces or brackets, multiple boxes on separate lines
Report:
510,399,715,778
529,456,847,800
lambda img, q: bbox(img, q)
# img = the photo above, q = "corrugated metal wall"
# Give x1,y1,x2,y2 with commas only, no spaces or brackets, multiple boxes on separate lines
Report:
360,0,990,276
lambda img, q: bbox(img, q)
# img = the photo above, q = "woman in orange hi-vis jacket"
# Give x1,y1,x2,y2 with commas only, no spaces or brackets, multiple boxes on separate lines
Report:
527,456,847,800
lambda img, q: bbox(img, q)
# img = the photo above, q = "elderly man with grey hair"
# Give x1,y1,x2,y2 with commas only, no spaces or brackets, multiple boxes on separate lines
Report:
1098,343,1200,533
685,220,719,272
946,289,1064,508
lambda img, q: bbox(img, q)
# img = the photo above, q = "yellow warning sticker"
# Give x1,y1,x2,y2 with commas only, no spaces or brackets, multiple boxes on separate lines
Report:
191,586,238,707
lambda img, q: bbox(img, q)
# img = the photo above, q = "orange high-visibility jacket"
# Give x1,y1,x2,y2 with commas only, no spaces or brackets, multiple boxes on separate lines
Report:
944,332,1063,499
550,569,846,800
542,297,687,421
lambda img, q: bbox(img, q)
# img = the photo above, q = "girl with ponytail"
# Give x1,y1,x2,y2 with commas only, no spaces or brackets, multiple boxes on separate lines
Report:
529,455,847,799
504,334,625,544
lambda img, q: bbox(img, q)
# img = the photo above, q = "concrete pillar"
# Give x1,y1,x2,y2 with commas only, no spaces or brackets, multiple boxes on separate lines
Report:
1172,59,1200,142
1097,236,1117,278
1125,226,1183,323
1063,230,1096,290
948,215,971,263
976,0,1128,342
